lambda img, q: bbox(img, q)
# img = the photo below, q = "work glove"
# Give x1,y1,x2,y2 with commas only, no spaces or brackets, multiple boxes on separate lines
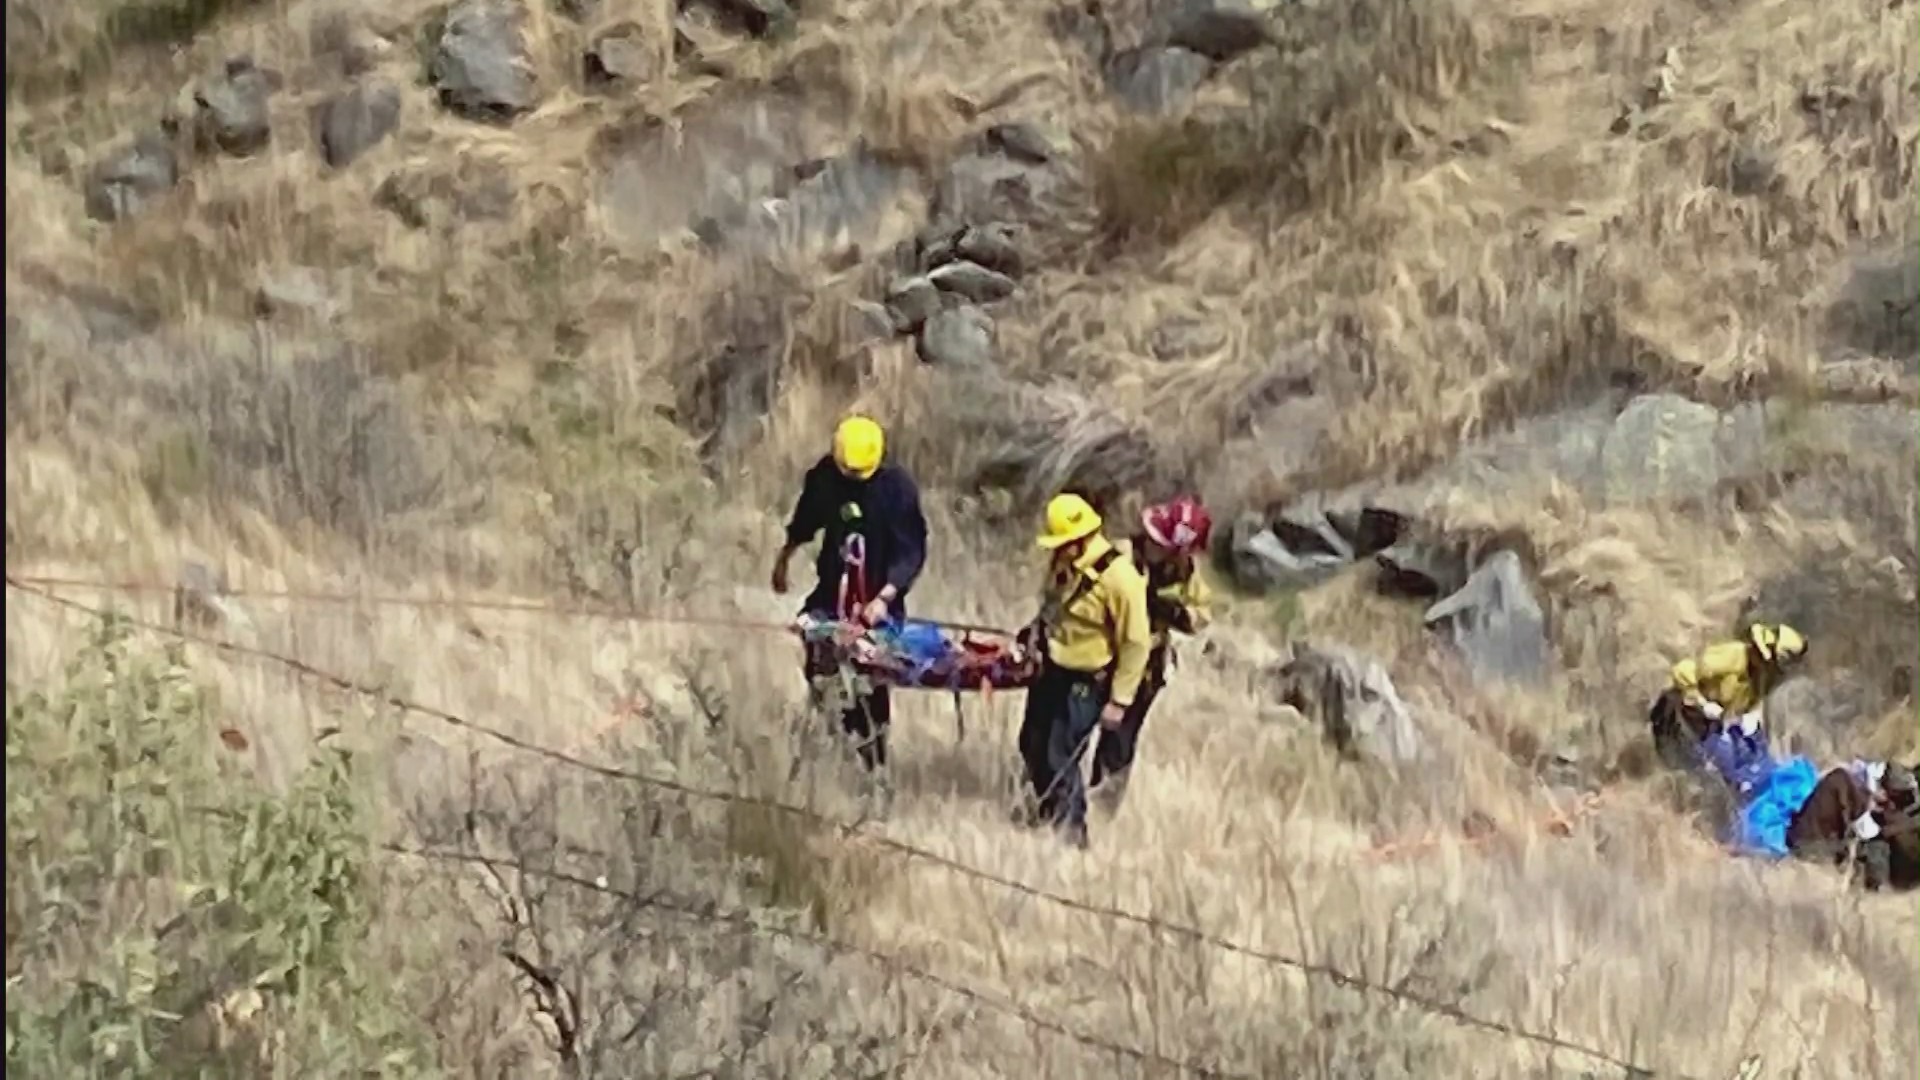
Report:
1851,812,1883,842
1735,709,1763,736
1698,700,1725,722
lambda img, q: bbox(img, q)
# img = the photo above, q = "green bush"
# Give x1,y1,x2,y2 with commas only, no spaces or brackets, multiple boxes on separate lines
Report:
4,614,429,1078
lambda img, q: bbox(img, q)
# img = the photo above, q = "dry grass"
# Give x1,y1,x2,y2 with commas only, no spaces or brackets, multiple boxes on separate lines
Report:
5,0,1917,1071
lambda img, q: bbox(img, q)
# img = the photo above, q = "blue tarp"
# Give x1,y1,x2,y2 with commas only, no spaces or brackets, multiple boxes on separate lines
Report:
1726,755,1822,859
869,618,956,680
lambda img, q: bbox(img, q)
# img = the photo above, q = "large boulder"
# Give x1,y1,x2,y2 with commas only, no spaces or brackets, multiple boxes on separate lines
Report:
430,0,539,123
1422,550,1549,687
927,260,1017,304
193,57,275,156
1271,643,1427,766
1599,393,1725,504
313,79,401,168
1162,0,1272,63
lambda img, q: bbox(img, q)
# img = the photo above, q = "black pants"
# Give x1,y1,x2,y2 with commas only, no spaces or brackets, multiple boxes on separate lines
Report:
803,638,892,771
1090,646,1169,791
1018,660,1109,834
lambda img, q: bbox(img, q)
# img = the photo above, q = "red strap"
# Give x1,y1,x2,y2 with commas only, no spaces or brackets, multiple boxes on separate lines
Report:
838,534,869,621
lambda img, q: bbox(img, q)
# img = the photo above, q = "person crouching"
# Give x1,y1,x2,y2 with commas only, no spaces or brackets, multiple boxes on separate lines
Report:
1016,493,1152,850
1647,622,1808,782
1088,496,1214,814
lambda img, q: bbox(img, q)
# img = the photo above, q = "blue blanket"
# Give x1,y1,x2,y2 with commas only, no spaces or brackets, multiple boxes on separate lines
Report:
1726,756,1821,859
867,618,956,680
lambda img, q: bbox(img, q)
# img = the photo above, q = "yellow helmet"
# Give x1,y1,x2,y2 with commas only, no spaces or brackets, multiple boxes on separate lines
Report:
1750,623,1807,664
832,415,885,480
1036,493,1103,550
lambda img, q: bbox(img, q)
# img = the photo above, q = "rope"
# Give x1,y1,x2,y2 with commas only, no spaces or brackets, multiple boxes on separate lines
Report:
386,843,1256,1078
2,571,1013,639
4,574,1677,1078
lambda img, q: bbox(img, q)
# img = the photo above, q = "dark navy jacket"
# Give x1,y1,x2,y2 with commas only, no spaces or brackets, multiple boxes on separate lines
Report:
783,457,928,618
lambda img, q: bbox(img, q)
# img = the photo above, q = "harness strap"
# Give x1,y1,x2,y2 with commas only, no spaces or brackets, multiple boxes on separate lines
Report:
838,532,869,621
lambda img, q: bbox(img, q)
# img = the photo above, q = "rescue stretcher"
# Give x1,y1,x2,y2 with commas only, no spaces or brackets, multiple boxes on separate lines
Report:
797,615,1042,693
799,532,1042,696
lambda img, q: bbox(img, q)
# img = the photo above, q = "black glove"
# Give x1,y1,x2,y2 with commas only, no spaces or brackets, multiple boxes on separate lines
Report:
1015,620,1045,655
1148,595,1195,634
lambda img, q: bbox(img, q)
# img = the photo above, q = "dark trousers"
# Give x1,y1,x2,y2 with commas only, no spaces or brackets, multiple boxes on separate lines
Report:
803,638,892,771
1018,660,1109,835
1090,647,1169,792
1648,689,1714,773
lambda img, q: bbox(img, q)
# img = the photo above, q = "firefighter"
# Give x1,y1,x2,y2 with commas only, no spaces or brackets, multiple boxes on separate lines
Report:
771,415,928,771
1089,496,1214,812
1016,493,1152,849
1648,622,1808,779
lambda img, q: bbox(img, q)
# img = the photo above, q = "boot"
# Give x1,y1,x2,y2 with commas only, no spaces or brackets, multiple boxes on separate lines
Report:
1091,769,1131,816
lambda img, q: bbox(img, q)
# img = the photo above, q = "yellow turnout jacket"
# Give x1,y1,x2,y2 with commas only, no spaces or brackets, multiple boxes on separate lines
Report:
1040,534,1152,706
1670,640,1771,716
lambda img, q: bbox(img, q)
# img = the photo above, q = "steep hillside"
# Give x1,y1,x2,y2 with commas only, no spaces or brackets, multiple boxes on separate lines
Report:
6,0,1917,1075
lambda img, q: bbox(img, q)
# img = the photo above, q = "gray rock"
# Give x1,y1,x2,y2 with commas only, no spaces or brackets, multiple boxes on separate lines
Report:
917,305,994,367
684,0,795,38
1163,0,1272,63
844,300,896,347
1599,393,1723,504
430,0,539,123
314,79,401,167
1227,499,1406,592
1272,642,1427,766
1423,550,1549,687
928,259,1018,303
1107,45,1213,113
194,57,274,156
953,223,1025,276
84,132,179,222
1374,539,1470,600
986,122,1054,165
584,23,658,87
885,277,944,333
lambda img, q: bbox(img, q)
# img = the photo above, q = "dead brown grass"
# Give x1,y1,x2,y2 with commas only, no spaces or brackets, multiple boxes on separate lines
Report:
5,0,1917,1071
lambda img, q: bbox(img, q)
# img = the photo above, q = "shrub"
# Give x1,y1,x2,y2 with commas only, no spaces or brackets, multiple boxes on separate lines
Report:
4,614,428,1077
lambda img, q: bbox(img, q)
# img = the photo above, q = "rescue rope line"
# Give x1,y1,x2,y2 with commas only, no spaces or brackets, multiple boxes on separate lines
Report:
384,843,1256,1078
4,575,1679,1079
2,572,1012,637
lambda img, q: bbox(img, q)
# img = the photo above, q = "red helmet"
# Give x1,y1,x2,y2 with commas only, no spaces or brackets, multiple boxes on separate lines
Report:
1141,497,1212,555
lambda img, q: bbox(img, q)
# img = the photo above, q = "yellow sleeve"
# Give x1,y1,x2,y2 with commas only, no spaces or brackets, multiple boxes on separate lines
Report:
1182,565,1213,633
1696,642,1752,682
1670,658,1702,697
1105,565,1154,706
